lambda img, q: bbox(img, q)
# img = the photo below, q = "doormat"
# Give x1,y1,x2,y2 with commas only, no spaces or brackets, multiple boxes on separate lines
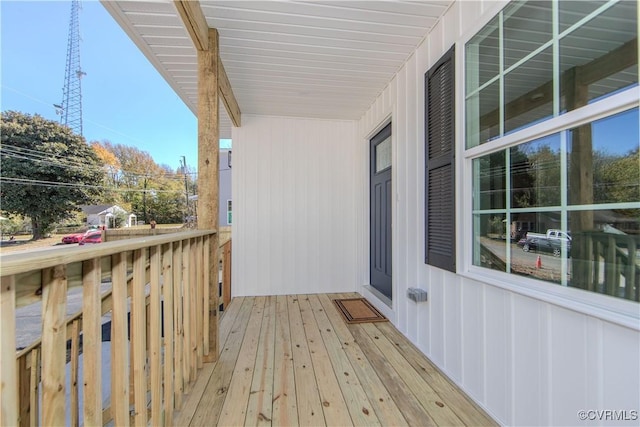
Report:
333,298,388,324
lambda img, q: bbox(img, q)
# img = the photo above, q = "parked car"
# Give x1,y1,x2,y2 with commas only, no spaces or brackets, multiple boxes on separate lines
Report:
79,231,102,245
61,232,85,244
521,236,571,257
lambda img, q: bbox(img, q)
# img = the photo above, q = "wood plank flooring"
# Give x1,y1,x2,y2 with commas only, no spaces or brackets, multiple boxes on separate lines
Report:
174,293,496,426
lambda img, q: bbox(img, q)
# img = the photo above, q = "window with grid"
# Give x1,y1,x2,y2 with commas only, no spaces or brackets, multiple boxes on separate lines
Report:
465,0,639,302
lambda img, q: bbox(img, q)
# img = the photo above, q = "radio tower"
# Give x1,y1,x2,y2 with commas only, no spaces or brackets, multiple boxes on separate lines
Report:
57,0,86,135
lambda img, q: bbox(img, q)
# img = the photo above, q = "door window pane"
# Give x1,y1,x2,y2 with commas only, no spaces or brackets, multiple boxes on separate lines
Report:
375,136,391,173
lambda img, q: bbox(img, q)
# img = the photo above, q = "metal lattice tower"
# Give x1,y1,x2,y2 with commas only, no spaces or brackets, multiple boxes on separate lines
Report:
58,0,85,135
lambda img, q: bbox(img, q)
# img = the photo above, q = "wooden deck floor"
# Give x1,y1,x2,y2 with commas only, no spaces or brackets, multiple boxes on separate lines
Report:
173,293,496,426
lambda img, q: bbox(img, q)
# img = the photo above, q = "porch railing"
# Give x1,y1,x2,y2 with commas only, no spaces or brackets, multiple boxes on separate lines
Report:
220,239,232,310
572,232,640,301
0,230,217,426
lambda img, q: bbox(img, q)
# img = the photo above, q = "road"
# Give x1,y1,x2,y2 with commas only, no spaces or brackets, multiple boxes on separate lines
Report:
480,237,570,282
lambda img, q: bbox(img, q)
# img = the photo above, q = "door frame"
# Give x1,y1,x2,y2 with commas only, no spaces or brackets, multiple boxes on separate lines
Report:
365,117,394,307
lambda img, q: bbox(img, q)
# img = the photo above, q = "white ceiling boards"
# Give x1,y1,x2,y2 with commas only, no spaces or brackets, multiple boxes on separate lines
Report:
101,0,454,138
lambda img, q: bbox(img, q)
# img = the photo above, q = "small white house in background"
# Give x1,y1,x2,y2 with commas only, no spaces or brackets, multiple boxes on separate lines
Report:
80,205,134,228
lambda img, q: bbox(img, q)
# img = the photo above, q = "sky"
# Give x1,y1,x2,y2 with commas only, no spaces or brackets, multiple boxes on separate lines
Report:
1,0,228,171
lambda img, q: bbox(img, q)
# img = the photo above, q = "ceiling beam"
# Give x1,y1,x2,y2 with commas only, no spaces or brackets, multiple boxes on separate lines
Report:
174,0,209,51
174,0,241,127
217,61,241,128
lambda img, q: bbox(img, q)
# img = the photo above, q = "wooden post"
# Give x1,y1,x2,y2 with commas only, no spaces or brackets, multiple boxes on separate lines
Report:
567,66,594,289
198,28,220,362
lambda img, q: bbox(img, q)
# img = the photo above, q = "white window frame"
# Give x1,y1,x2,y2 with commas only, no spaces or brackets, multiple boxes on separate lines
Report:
455,0,640,328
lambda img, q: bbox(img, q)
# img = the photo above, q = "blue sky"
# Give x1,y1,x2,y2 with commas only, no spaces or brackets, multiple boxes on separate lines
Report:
1,0,225,170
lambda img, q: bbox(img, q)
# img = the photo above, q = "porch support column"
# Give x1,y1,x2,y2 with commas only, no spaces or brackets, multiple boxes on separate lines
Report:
197,28,219,362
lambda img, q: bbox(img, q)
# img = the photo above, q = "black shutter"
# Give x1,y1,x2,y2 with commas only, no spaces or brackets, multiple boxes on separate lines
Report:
425,46,455,272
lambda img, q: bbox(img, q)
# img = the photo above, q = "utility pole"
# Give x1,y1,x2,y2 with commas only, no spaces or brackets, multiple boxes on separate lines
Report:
142,176,148,223
181,156,190,222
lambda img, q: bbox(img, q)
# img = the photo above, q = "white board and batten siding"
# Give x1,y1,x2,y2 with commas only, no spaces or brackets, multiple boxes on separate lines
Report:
230,1,639,425
232,115,359,297
358,1,640,426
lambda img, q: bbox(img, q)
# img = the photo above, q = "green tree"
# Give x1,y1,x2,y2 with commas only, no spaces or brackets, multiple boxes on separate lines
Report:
0,111,104,239
100,141,190,223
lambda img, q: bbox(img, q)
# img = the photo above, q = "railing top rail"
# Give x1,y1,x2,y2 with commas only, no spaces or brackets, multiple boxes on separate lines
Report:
0,229,216,277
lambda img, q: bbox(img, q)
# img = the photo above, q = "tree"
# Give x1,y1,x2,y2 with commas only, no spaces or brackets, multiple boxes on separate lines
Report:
0,111,105,239
99,141,191,223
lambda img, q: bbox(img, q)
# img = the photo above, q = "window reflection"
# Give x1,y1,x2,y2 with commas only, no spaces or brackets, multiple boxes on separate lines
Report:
465,0,638,147
559,1,638,112
473,213,507,272
465,15,500,94
568,210,640,299
474,152,506,211
510,134,561,209
503,1,552,69
472,109,639,301
568,109,640,206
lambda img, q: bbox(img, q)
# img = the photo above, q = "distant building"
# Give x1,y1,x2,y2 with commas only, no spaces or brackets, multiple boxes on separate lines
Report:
80,205,135,228
220,150,232,226
188,149,232,227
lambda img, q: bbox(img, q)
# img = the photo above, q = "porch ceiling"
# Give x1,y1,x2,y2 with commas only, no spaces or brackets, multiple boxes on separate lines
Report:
101,0,454,138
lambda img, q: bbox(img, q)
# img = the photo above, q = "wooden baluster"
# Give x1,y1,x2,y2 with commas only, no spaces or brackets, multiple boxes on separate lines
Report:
150,245,163,425
223,240,232,310
189,239,199,375
605,236,617,296
111,252,130,426
132,249,148,426
70,319,80,427
162,242,175,423
203,236,210,356
1,276,18,426
182,239,192,384
17,353,30,427
41,265,67,426
29,349,40,427
82,258,102,425
195,236,204,368
173,241,184,408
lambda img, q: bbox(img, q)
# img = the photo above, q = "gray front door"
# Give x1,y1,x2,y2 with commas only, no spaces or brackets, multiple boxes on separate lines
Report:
370,123,392,300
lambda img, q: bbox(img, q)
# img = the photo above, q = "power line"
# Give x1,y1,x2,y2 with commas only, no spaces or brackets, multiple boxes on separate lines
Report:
0,177,185,194
0,145,197,180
